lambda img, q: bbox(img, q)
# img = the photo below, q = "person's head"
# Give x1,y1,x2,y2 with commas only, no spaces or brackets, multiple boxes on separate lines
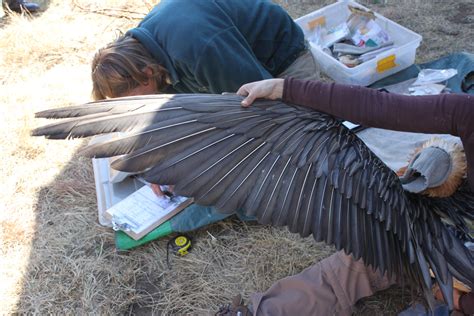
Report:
91,35,170,100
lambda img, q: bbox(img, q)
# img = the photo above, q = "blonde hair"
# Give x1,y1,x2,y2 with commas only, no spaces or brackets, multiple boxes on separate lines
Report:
91,35,170,100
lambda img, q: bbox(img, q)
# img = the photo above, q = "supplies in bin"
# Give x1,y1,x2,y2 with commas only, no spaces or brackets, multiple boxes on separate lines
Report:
309,23,350,48
346,6,390,47
309,5,395,68
295,1,422,85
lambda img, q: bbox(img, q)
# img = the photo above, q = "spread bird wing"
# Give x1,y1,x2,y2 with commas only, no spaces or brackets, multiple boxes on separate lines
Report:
33,94,474,309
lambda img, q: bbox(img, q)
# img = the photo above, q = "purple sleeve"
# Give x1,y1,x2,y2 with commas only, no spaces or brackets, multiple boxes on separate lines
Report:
282,77,474,191
460,292,474,315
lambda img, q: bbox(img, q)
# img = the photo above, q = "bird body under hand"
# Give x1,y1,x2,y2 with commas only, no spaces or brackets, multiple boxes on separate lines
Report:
32,94,474,310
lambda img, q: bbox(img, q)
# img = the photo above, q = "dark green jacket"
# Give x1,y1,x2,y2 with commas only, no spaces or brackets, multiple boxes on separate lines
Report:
126,0,305,94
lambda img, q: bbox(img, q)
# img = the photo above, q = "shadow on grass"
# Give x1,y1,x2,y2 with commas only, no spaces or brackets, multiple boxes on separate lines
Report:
13,153,164,313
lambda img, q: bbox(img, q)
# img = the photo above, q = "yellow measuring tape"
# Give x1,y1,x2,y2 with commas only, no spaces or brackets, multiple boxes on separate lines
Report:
166,235,192,268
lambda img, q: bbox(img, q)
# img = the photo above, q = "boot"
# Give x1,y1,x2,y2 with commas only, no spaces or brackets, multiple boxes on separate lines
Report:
7,0,40,13
215,294,252,316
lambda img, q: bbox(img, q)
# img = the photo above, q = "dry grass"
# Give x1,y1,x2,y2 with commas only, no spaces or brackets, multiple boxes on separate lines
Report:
0,0,472,314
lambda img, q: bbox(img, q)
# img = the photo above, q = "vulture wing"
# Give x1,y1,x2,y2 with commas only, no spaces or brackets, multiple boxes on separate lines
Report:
33,94,474,309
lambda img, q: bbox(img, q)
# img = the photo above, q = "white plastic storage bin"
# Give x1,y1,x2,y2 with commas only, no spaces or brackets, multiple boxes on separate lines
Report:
295,0,422,86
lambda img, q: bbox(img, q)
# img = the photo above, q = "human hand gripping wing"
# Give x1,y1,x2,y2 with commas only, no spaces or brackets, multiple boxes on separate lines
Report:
32,94,474,310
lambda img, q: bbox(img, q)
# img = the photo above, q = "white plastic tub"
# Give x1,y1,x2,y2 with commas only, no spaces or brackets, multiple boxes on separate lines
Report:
295,0,422,86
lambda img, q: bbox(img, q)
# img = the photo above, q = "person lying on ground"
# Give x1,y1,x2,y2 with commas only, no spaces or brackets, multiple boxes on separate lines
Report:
90,0,318,100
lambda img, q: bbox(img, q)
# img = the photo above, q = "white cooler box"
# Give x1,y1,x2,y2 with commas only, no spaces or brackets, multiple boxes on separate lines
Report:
90,134,145,227
295,0,422,86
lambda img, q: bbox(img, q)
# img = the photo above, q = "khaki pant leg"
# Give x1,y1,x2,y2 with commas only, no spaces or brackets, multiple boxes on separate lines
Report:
277,47,321,81
250,251,395,316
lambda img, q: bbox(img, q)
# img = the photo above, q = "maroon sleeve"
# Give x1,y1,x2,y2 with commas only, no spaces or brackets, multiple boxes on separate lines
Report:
460,292,474,315
282,77,474,191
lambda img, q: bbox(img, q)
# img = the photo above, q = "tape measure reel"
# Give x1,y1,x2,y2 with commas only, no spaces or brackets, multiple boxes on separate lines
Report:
169,235,192,256
166,234,192,268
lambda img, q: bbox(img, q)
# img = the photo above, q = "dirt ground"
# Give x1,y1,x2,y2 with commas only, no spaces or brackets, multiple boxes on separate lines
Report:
0,0,472,314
